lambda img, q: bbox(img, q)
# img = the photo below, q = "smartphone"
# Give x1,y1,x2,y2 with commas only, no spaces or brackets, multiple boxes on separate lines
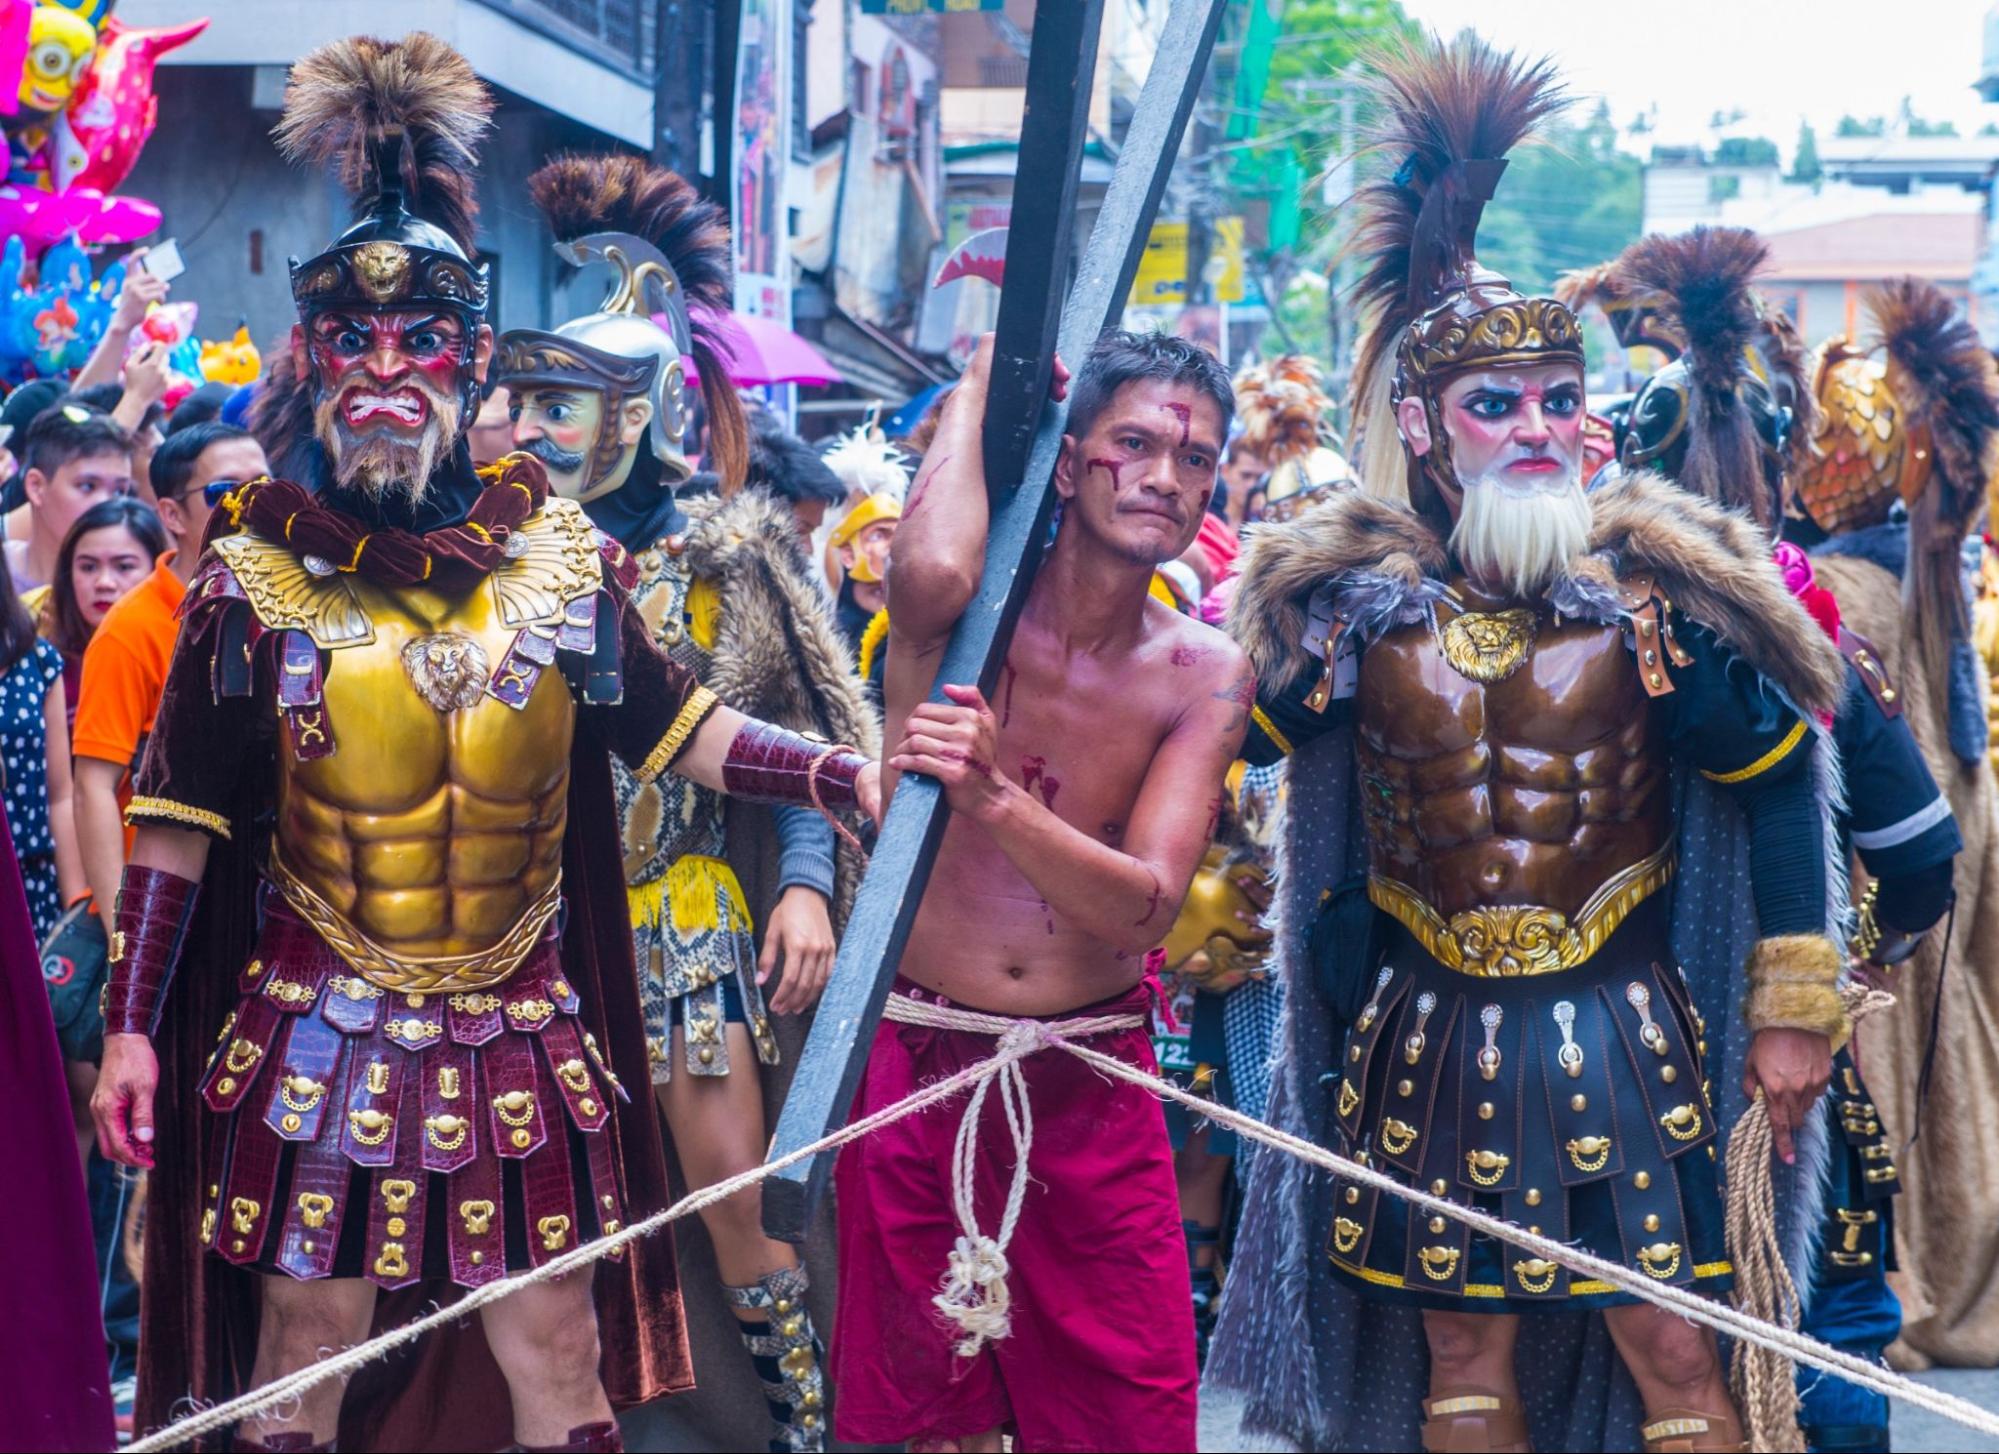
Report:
138,239,185,283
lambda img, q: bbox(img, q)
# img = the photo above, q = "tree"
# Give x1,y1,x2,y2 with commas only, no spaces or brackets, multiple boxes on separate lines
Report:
1791,121,1822,183
1900,95,1959,137
1837,114,1886,138
1474,97,1643,296
1712,136,1779,167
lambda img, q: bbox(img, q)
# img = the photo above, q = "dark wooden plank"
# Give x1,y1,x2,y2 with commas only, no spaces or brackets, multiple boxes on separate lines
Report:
762,0,1232,1243
980,0,1104,501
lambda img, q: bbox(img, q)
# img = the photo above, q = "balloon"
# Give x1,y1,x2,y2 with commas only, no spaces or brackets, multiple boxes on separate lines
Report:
199,324,260,386
0,228,126,382
52,16,207,196
13,3,94,125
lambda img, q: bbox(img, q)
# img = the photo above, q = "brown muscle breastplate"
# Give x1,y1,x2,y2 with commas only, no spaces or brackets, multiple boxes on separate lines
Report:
1355,589,1670,927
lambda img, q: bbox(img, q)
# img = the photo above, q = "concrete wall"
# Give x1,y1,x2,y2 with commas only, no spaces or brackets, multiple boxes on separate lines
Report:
120,69,621,353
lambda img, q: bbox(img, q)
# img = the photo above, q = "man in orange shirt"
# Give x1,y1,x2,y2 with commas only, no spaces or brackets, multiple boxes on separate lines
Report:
73,422,267,941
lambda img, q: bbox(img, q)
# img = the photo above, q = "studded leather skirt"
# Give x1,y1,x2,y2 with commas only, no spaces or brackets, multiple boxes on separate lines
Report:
195,891,629,1290
1327,895,1732,1310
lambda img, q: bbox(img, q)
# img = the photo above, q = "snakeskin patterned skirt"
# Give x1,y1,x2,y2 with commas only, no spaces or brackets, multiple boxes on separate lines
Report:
1328,895,1732,1310
195,893,629,1289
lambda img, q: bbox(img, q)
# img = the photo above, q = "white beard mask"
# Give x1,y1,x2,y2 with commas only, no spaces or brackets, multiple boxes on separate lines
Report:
1449,458,1591,600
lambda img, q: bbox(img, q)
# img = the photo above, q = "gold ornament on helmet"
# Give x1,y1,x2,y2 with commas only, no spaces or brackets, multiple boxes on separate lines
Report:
1793,338,1931,535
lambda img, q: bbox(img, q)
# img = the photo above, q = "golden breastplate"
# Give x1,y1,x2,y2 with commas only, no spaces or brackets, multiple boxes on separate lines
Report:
217,501,602,988
1355,595,1670,929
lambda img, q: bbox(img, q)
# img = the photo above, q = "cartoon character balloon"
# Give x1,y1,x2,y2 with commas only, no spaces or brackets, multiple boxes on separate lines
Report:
199,324,260,386
0,228,127,380
1,3,208,249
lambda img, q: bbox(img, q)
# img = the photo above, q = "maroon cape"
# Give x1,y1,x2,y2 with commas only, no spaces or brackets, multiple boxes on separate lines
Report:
0,816,114,1450
133,718,692,1449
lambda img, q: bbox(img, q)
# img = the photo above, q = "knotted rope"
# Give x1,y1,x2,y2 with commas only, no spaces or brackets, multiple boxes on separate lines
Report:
128,984,1999,1452
1725,983,1899,1453
880,994,1146,1355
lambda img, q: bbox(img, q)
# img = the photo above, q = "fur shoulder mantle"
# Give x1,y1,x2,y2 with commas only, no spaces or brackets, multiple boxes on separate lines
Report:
1227,471,1846,719
676,486,881,756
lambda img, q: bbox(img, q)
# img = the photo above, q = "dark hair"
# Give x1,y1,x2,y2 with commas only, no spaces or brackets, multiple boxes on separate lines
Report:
1065,330,1235,445
0,533,34,673
44,496,169,659
150,421,254,502
22,404,131,478
71,380,166,436
67,382,122,414
167,382,233,435
746,408,847,506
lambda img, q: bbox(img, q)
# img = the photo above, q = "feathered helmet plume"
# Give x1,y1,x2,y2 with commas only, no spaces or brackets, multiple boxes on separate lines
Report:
1610,226,1795,529
1343,32,1575,523
1235,356,1351,517
274,33,493,322
495,153,747,492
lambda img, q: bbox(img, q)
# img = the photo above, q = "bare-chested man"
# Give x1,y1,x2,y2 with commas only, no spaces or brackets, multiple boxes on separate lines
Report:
829,331,1248,1453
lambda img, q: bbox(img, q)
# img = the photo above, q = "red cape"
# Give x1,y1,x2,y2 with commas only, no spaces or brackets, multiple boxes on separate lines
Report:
133,717,691,1449
0,816,115,1450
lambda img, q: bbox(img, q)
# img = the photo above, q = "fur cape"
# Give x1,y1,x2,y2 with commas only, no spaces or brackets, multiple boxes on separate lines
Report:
1230,470,1846,720
1812,550,1999,1367
633,484,879,1453
1205,474,1845,1452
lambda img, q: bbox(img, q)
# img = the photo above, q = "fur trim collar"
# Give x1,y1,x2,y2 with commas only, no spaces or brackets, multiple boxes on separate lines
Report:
1228,471,1846,719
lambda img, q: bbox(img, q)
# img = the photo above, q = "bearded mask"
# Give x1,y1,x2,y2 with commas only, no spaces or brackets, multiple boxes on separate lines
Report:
303,307,477,500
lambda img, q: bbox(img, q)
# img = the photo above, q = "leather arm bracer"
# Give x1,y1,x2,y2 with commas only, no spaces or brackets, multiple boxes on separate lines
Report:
101,866,200,1038
721,719,867,815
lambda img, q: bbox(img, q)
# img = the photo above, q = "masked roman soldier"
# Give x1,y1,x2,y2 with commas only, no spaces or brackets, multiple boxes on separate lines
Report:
1602,226,1963,1453
1785,279,1999,1372
496,153,878,1454
1205,36,1848,1454
1234,355,1353,523
96,38,875,1453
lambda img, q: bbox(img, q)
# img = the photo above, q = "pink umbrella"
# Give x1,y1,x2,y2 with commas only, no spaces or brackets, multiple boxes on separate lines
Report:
673,305,843,387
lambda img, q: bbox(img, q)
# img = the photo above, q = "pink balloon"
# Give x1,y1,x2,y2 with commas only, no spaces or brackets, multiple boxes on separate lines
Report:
52,15,208,196
0,183,160,245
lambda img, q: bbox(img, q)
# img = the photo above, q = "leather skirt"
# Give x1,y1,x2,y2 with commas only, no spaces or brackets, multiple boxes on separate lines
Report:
195,891,629,1290
1327,895,1733,1310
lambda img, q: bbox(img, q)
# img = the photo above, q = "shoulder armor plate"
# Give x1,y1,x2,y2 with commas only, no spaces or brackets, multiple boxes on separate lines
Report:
210,532,374,648
490,497,604,628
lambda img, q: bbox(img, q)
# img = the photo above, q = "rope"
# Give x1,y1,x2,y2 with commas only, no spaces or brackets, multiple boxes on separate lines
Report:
127,989,1999,1451
881,994,1146,1355
126,1023,1057,1454
1723,983,1899,1452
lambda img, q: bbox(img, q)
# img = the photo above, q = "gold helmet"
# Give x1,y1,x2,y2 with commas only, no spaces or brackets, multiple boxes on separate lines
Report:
1794,339,1931,536
1347,34,1577,527
1795,278,1999,538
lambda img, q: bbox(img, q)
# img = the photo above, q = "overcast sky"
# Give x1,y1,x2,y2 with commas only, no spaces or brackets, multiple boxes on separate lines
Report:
1398,1,1999,154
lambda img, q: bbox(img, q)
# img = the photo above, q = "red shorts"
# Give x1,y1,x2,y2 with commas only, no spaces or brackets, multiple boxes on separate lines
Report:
831,977,1197,1452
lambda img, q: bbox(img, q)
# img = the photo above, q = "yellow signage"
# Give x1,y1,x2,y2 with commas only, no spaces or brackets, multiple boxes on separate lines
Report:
1130,217,1245,306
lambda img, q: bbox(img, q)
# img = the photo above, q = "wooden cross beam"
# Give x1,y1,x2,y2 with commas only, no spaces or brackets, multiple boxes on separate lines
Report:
762,0,1232,1244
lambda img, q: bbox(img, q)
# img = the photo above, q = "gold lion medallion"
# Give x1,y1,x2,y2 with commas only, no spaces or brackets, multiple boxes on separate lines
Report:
1439,607,1538,684
401,633,490,713
351,241,412,303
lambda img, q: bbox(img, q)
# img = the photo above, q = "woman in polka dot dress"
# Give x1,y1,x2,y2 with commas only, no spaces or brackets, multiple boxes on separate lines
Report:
0,547,81,939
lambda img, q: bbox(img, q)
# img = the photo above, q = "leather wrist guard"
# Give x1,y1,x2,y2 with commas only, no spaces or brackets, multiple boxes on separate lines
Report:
102,865,200,1037
1742,932,1848,1047
721,719,866,814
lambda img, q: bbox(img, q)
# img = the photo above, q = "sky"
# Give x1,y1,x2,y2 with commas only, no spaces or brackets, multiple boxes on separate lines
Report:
1399,0,1999,156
